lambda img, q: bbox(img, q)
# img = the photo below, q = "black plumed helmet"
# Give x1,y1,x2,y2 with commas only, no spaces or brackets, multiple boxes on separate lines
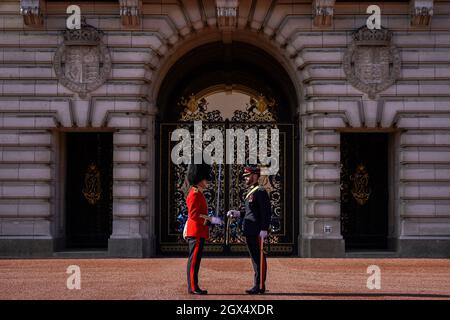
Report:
187,163,212,185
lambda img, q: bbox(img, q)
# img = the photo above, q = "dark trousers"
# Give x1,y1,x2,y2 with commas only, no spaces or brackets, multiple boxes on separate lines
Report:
245,235,267,289
187,237,205,292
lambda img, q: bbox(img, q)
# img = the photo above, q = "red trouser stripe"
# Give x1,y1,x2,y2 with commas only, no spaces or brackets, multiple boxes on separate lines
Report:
190,238,200,291
262,254,266,283
260,237,267,285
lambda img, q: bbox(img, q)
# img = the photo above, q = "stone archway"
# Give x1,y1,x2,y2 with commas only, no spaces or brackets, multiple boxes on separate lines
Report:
150,38,300,255
147,29,304,108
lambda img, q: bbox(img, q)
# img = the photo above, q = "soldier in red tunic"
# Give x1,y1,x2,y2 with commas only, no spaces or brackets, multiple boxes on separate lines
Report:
227,165,272,294
185,163,221,295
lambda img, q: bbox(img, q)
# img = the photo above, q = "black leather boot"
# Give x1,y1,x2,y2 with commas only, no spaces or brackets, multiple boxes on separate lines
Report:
245,286,260,295
189,287,208,295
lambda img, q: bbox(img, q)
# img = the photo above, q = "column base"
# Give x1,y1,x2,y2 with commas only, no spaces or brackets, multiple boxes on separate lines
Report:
0,238,53,258
146,234,157,257
398,239,450,258
107,237,148,258
299,237,345,258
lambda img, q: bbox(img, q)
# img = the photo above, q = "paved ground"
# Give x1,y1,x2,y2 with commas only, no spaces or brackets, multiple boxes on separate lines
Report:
1,258,450,300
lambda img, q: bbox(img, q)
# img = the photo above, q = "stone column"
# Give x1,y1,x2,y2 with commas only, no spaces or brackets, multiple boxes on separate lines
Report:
107,100,152,257
298,104,345,258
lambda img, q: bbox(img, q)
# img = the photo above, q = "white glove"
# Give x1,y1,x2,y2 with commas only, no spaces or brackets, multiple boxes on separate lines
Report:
259,230,268,240
211,217,222,225
227,210,240,218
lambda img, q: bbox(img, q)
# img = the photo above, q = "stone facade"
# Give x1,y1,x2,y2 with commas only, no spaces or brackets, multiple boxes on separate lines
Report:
0,0,450,258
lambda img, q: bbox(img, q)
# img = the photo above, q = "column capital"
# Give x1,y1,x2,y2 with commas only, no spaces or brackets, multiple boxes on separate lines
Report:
119,0,142,27
410,0,434,26
20,0,44,27
216,0,239,30
312,0,335,27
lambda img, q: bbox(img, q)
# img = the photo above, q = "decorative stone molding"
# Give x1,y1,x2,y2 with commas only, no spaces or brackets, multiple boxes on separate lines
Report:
343,26,401,99
216,0,239,30
119,0,142,26
20,0,44,26
410,0,434,26
53,21,112,98
312,0,335,27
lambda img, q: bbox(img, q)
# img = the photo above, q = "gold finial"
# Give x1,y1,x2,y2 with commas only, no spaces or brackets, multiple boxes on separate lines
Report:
179,94,198,114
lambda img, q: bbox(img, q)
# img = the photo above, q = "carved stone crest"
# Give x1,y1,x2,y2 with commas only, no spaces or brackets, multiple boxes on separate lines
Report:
343,26,400,99
53,21,111,98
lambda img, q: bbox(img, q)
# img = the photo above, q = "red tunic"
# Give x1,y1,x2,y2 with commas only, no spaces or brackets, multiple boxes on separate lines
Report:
185,187,209,239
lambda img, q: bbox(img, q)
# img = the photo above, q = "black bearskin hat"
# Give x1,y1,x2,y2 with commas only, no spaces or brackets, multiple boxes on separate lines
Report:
187,163,212,185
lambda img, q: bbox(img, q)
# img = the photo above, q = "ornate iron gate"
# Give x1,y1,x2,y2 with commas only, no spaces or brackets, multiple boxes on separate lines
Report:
157,96,295,254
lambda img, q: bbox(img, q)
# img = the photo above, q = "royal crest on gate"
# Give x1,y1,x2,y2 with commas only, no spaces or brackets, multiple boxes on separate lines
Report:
53,21,111,98
343,26,400,99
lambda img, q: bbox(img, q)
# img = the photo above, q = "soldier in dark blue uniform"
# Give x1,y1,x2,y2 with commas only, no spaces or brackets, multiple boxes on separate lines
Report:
228,165,272,294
